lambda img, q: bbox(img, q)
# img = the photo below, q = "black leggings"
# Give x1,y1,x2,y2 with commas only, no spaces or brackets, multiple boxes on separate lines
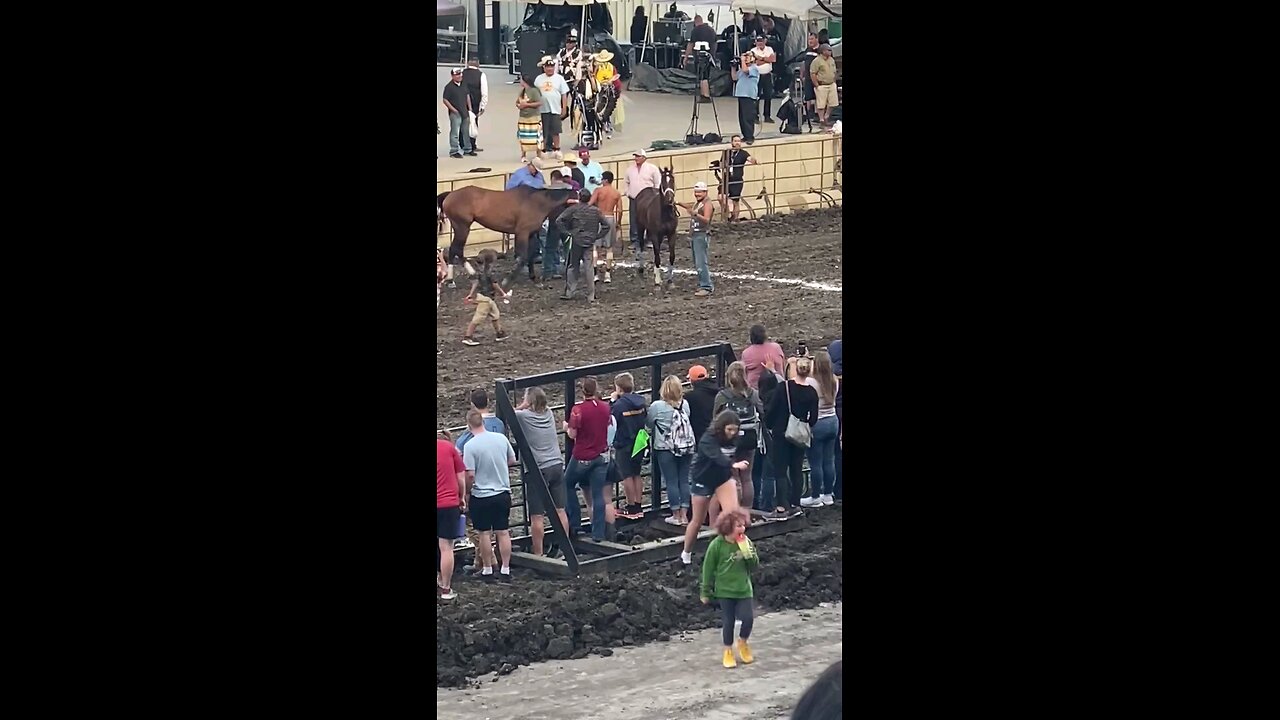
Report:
771,429,805,508
720,597,754,645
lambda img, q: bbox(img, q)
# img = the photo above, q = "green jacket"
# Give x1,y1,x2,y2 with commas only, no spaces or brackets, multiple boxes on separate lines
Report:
700,534,760,600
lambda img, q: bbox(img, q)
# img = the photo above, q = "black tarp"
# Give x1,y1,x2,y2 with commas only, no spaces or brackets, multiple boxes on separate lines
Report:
516,2,630,79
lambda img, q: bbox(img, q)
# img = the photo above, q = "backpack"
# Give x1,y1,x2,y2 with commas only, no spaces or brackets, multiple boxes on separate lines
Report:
719,389,759,427
668,401,696,457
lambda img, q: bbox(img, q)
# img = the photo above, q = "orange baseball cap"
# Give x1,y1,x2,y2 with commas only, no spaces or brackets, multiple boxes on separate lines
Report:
687,365,708,381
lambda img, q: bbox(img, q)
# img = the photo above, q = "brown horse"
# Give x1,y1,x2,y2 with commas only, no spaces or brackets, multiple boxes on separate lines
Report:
633,167,679,287
439,186,577,286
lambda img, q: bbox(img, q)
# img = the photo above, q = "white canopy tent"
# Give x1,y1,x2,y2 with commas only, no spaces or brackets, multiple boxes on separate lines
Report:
729,0,840,20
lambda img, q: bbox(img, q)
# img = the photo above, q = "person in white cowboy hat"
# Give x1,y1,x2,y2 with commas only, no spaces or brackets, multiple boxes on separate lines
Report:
592,49,622,138
676,181,716,297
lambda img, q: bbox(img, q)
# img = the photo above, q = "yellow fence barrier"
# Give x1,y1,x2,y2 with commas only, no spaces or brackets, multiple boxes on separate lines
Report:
436,133,842,256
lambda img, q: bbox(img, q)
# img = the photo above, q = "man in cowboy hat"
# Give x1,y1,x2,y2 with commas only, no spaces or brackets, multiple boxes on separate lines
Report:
592,49,621,138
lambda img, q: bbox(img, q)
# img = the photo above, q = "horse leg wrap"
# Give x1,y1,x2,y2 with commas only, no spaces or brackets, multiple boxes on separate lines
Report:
464,261,477,276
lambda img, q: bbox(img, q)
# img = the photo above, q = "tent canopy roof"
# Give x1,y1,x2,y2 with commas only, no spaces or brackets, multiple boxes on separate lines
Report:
437,0,466,16
730,0,840,20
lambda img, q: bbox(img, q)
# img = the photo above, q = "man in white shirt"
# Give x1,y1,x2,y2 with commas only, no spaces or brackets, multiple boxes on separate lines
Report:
749,35,777,124
623,149,662,262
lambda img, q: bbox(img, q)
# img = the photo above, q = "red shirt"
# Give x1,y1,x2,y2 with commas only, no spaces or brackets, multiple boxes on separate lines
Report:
741,341,786,389
436,439,465,508
568,397,610,460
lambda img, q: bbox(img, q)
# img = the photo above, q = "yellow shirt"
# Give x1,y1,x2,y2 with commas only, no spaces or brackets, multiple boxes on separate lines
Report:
595,62,616,85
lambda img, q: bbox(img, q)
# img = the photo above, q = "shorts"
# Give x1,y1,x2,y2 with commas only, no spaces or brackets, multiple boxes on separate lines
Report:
691,475,731,498
526,463,566,515
470,491,512,532
471,294,499,324
804,79,816,102
615,448,642,477
814,83,838,110
437,505,462,540
733,429,758,462
541,112,562,138
597,217,616,247
727,181,744,200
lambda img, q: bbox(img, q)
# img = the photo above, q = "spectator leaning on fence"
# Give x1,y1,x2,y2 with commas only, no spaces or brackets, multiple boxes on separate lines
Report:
763,356,818,518
648,375,695,526
463,409,519,580
436,434,467,601
610,372,649,519
455,388,506,452
741,324,786,391
564,376,616,541
829,338,843,502
713,361,762,512
800,351,839,508
515,387,569,557
685,364,720,441
506,158,545,190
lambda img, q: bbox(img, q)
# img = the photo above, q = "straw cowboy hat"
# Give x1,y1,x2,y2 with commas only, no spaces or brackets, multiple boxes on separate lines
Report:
595,49,614,62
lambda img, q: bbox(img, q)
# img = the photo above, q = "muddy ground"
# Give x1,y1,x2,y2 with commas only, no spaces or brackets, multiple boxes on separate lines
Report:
436,207,844,431
436,506,842,688
436,603,843,720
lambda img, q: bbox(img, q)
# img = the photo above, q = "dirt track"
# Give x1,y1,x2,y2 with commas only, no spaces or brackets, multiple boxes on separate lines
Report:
436,507,842,688
436,207,844,430
436,604,843,720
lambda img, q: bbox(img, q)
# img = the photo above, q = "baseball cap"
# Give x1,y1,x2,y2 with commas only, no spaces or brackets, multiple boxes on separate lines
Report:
578,148,590,156
819,43,832,52
451,67,463,75
692,181,708,191
633,149,647,158
687,365,708,381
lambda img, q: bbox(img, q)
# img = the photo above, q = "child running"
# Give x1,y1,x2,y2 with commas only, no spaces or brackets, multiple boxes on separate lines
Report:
700,510,760,668
462,249,511,346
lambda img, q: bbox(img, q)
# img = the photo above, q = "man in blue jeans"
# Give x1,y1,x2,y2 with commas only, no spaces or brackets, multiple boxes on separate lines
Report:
677,181,715,297
563,377,616,540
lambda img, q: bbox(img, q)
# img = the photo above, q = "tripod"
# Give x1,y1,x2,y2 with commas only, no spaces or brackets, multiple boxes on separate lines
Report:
686,57,721,140
787,67,814,133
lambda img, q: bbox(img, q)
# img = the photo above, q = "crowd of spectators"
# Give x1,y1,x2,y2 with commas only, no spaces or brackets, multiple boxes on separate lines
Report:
435,325,843,601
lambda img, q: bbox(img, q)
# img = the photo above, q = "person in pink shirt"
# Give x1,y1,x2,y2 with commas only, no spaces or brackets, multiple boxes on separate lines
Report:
740,324,786,390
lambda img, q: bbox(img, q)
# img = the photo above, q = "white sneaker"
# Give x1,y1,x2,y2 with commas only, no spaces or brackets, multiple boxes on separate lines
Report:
604,272,612,283
800,497,823,508
439,588,457,600
680,551,692,565
820,494,834,506
664,516,682,526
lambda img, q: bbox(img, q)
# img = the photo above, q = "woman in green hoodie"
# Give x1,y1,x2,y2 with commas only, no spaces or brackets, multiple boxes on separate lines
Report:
700,510,760,668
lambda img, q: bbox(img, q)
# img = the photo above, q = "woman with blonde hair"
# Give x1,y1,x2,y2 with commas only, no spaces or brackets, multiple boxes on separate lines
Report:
800,351,840,506
647,375,694,525
713,361,762,513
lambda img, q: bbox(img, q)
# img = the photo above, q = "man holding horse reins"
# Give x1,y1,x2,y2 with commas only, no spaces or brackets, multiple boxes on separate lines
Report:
624,149,662,264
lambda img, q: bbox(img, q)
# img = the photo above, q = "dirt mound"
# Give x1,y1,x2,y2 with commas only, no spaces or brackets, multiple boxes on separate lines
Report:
436,507,842,687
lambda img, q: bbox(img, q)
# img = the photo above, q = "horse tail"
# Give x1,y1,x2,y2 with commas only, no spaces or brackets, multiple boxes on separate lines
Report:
436,191,451,219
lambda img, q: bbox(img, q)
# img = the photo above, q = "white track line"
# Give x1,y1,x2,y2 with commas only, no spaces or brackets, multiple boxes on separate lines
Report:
610,261,842,293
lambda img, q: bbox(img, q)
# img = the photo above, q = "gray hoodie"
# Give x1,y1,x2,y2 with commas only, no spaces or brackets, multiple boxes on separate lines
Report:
515,409,563,470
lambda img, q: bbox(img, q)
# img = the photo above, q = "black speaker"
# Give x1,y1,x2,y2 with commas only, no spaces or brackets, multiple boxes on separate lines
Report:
516,31,553,80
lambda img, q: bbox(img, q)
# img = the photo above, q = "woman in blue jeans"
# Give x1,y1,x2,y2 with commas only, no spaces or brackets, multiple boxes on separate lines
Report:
647,375,694,526
801,351,840,507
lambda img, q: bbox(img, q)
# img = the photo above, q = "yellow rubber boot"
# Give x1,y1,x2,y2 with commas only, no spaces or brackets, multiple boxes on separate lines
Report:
722,648,737,668
737,639,754,664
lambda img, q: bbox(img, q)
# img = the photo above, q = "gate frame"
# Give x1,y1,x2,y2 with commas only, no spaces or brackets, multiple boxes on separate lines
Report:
493,342,737,576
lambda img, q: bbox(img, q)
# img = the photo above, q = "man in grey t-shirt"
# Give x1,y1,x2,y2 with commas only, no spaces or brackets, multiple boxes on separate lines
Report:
463,411,518,579
514,387,569,557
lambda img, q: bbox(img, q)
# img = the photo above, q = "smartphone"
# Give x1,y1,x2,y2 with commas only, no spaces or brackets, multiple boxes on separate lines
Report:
797,341,808,357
